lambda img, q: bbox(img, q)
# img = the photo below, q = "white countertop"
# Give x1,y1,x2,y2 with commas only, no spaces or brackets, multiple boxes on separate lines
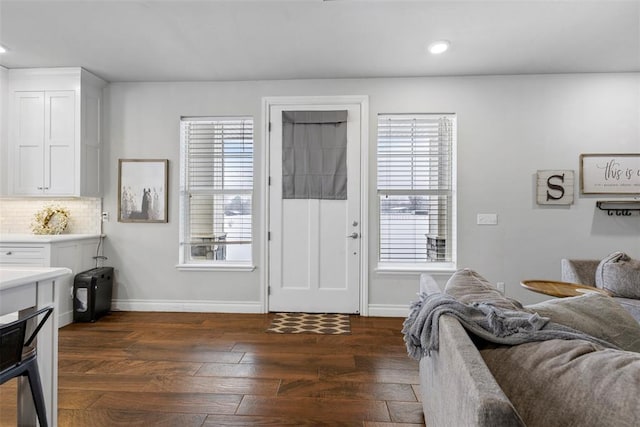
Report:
0,233,103,243
0,266,72,291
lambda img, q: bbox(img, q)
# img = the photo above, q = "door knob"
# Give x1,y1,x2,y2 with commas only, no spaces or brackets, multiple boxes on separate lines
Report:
347,232,359,239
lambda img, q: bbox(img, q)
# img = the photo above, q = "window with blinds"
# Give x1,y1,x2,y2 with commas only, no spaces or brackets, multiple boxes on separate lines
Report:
179,117,253,265
377,114,455,265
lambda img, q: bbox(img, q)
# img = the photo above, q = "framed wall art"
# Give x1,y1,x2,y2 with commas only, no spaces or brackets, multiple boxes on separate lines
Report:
536,170,574,205
580,153,640,195
118,159,168,222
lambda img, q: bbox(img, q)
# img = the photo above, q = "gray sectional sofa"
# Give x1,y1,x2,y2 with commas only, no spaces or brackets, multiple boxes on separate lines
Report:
417,273,525,426
561,255,640,322
414,269,640,427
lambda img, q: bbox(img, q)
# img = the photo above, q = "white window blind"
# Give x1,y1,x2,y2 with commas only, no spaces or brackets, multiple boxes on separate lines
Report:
377,114,455,264
180,117,253,264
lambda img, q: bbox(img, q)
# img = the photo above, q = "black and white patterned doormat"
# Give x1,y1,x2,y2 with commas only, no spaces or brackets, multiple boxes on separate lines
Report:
266,312,351,335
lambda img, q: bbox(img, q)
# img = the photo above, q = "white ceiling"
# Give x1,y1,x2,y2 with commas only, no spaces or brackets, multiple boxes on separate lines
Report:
1,0,639,83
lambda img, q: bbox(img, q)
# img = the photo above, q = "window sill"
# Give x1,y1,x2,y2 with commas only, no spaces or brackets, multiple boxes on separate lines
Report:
375,263,457,275
176,263,256,272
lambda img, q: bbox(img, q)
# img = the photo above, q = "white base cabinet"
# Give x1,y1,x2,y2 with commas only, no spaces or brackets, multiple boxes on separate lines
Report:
0,235,102,327
7,68,107,197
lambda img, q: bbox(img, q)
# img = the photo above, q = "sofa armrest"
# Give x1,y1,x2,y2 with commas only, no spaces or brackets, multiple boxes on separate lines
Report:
420,316,525,427
561,259,599,286
420,273,442,295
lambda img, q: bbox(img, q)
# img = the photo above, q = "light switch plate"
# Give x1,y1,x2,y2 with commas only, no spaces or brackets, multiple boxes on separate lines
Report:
477,213,498,225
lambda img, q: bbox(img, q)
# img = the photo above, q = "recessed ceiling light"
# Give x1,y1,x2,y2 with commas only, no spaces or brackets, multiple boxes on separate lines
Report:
0,44,7,54
427,40,450,55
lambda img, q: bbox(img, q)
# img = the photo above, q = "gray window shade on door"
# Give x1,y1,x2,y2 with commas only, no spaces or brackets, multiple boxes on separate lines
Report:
282,110,348,199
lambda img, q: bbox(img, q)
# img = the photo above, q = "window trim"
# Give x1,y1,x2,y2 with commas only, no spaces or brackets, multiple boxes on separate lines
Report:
375,113,457,271
175,263,256,272
178,116,255,269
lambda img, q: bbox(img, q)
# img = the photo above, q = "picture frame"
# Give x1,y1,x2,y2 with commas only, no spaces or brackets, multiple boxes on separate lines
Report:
536,170,574,205
118,159,169,223
580,153,640,195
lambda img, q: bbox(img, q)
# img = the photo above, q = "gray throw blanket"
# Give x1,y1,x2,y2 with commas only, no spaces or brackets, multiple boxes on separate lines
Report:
402,292,620,360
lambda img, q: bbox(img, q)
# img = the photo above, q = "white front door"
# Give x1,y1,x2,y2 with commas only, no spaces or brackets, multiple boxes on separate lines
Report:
268,100,362,313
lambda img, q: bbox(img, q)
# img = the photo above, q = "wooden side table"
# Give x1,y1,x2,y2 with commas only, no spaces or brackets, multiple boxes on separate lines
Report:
521,279,613,298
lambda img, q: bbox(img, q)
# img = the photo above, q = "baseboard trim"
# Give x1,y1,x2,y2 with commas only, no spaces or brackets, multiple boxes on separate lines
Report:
109,300,407,317
367,304,410,318
59,310,73,328
112,299,264,313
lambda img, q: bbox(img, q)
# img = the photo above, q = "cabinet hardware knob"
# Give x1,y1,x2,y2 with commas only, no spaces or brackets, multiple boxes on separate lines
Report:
37,187,43,190
6,251,12,255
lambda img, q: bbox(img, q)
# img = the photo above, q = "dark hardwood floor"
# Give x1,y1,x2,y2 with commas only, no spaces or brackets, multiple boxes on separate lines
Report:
1,312,424,426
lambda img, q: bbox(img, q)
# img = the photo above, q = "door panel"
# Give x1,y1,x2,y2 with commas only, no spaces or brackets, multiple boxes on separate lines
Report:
16,146,43,194
269,103,361,313
280,201,311,289
13,92,45,194
47,92,75,142
45,91,75,194
317,201,348,290
48,145,74,195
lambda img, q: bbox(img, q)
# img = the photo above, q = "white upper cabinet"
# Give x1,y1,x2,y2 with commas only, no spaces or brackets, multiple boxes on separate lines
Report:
7,68,107,197
14,90,75,195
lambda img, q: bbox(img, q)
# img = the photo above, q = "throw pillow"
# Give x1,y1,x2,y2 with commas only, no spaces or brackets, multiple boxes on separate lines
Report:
595,251,640,298
444,268,526,311
527,293,640,353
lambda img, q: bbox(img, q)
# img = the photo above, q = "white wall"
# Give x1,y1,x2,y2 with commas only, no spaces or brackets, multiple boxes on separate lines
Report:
0,65,8,194
103,73,640,314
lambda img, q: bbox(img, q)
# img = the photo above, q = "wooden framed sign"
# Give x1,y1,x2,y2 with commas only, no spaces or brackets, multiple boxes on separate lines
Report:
537,170,574,205
580,154,640,195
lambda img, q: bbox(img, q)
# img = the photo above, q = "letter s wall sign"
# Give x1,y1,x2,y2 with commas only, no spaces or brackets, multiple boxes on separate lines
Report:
536,170,574,205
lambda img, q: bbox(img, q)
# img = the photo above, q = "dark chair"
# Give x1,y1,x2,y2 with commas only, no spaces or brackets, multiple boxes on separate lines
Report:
0,305,54,427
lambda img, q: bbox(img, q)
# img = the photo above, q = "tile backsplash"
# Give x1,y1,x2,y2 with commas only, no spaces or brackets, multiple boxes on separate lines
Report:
0,198,102,234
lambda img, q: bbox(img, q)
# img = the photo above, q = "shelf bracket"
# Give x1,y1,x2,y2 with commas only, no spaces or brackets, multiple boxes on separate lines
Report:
596,200,640,216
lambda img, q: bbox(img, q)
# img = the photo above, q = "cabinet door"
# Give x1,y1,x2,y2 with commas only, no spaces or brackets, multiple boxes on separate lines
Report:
13,92,45,195
45,91,76,195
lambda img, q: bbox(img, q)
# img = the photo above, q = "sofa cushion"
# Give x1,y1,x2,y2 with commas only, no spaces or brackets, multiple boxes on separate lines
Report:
595,252,640,298
481,339,640,427
444,268,526,311
615,296,640,323
526,293,640,353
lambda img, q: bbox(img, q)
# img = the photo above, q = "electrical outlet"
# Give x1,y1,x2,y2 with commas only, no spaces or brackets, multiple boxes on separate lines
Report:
496,282,505,293
102,212,109,222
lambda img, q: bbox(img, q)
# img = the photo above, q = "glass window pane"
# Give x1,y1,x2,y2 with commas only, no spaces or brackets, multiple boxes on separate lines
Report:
377,114,454,264
180,117,254,265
